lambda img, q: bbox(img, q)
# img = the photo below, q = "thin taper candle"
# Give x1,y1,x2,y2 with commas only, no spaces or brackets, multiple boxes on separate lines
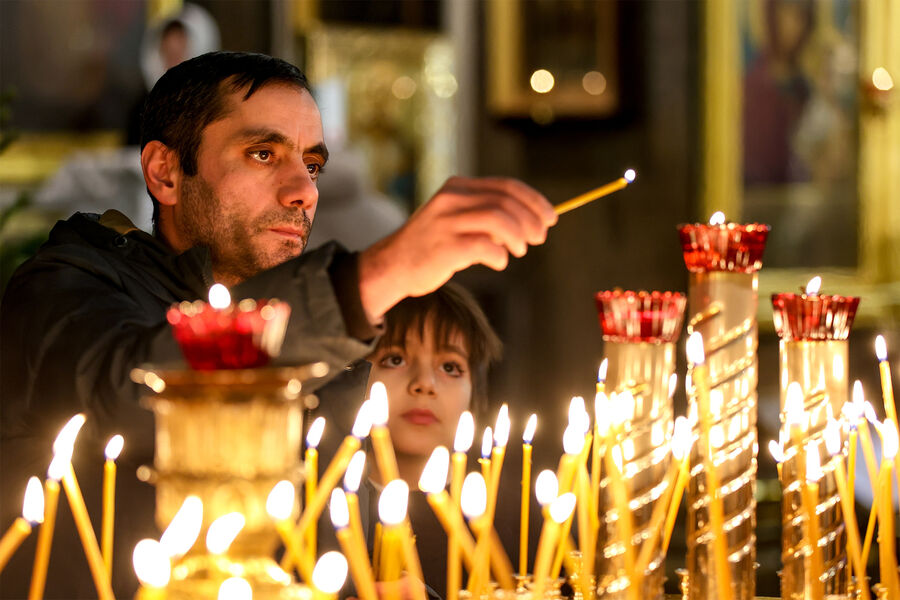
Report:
520,414,536,577
61,465,114,600
101,434,123,578
554,170,636,215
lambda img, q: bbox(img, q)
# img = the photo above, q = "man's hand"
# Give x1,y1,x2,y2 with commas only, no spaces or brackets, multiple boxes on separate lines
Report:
358,176,556,322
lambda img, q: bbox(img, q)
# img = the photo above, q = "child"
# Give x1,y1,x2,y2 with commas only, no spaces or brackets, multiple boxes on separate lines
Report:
366,281,502,485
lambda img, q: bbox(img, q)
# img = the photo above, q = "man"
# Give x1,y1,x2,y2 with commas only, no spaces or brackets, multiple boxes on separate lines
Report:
0,52,554,597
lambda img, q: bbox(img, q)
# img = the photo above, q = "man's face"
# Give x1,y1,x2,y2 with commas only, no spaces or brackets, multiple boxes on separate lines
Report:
174,83,326,286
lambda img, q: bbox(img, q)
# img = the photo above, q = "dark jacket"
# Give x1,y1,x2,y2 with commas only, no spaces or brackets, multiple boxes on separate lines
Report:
0,211,377,598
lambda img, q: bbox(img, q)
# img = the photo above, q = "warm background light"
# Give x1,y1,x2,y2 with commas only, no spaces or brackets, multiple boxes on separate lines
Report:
581,71,607,95
206,513,245,555
266,480,295,521
217,576,252,600
872,67,894,91
530,69,555,93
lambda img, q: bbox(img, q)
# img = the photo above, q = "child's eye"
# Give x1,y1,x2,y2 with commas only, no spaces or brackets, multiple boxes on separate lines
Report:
379,354,405,368
442,361,464,376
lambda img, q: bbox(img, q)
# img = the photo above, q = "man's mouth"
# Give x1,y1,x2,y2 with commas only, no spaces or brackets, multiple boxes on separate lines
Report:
268,226,306,241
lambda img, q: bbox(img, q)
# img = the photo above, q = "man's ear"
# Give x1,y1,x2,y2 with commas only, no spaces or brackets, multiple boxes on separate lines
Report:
141,141,181,207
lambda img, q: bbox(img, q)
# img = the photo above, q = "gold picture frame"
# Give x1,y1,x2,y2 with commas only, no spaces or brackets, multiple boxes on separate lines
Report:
701,0,900,324
486,0,620,119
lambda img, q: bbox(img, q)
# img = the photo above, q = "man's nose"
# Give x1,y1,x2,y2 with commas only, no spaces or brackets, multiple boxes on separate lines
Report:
277,161,319,211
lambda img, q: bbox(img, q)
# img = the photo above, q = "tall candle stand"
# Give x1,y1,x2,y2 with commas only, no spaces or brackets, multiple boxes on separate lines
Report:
678,220,770,600
594,290,686,599
132,361,327,598
771,288,859,599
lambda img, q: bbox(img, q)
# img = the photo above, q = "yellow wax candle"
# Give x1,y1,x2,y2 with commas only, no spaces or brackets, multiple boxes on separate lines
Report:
574,465,595,600
268,479,313,583
448,411,473,600
824,425,871,600
531,493,576,600
520,414,537,577
802,444,825,600
283,403,372,572
877,424,899,599
662,417,693,555
0,477,43,574
852,382,880,486
468,516,515,590
591,391,610,527
686,332,733,600
461,472,490,595
369,382,400,482
554,170,636,215
330,489,377,600
62,465,114,600
379,480,424,600
305,417,325,559
875,336,897,424
102,434,123,578
603,444,638,600
372,522,383,578
29,454,65,600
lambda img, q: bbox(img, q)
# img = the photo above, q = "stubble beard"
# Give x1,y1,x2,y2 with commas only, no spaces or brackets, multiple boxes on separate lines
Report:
179,174,312,285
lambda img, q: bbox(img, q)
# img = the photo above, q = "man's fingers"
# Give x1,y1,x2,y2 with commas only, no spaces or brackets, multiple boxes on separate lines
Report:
461,234,510,271
446,176,557,227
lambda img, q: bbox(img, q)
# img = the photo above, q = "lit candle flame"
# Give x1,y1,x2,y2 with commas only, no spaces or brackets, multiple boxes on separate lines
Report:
882,421,899,459
481,427,493,459
597,359,608,383
534,470,558,507
208,283,231,309
47,452,69,482
206,512,245,555
460,472,487,519
418,446,450,494
523,414,538,444
785,382,807,428
454,411,475,452
330,488,350,529
23,476,44,524
548,493,577,523
52,413,86,457
594,392,611,437
824,416,842,456
863,401,878,425
159,496,203,558
875,335,888,362
369,382,390,427
568,396,590,433
344,451,366,493
307,417,326,448
312,551,349,594
668,373,678,399
611,445,624,472
133,539,171,588
623,169,636,183
842,400,863,424
218,576,252,600
805,442,824,482
671,416,692,460
709,211,726,226
562,424,585,455
351,401,374,439
493,404,510,447
266,480,295,521
872,67,894,91
686,332,705,365
768,439,785,463
378,480,409,526
805,276,822,296
104,435,124,461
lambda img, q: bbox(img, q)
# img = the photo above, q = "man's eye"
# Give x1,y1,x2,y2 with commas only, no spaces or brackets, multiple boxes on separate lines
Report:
380,354,405,368
307,163,323,178
250,150,273,163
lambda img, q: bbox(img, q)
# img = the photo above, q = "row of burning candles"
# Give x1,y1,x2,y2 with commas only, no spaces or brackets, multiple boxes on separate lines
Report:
1,330,898,599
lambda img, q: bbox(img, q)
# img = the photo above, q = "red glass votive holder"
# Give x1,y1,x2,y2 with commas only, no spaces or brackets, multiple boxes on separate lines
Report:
595,289,686,343
678,222,770,273
771,292,860,341
167,298,291,370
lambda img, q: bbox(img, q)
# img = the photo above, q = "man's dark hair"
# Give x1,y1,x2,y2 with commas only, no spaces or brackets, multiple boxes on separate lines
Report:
140,51,311,227
374,282,503,415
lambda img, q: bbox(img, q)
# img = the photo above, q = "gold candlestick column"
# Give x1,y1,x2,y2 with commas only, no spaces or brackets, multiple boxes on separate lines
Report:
771,291,859,599
679,221,770,600
594,290,685,600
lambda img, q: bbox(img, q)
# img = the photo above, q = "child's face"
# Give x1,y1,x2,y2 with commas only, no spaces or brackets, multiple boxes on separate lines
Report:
367,319,472,458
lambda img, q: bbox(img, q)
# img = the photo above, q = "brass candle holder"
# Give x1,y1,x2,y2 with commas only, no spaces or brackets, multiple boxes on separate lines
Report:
132,361,327,598
594,289,686,599
678,220,770,600
771,287,859,599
